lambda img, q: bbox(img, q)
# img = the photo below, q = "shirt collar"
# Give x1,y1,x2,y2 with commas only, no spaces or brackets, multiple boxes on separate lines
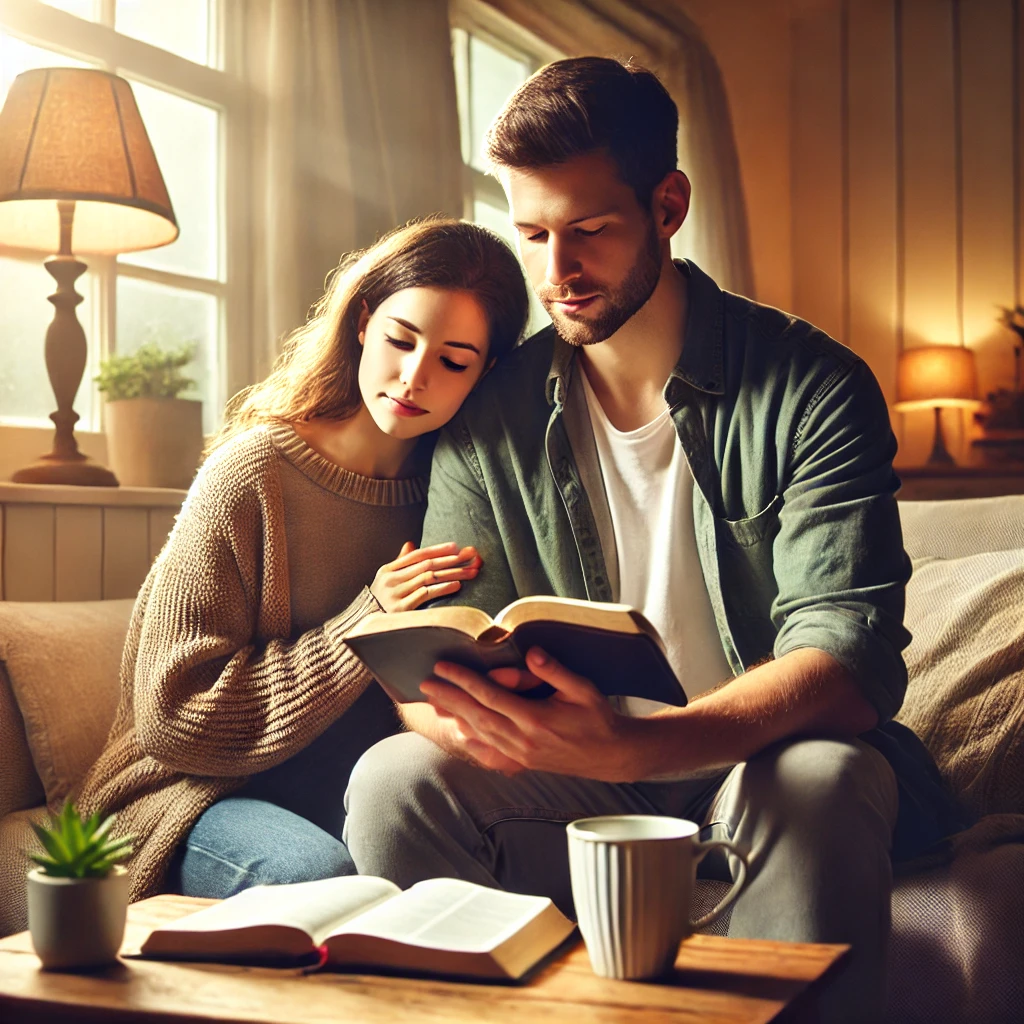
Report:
545,259,726,408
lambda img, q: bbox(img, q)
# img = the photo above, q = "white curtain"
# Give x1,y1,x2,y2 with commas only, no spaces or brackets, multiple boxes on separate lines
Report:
227,0,463,387
480,0,754,298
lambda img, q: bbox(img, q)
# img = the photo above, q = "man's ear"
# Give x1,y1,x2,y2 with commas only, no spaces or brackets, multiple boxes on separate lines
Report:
356,299,370,345
652,169,690,240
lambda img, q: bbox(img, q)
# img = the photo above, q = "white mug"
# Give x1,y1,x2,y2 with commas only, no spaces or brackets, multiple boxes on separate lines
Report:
567,814,748,980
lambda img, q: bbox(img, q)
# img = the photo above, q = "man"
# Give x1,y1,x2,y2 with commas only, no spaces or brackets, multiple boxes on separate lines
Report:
344,57,958,1022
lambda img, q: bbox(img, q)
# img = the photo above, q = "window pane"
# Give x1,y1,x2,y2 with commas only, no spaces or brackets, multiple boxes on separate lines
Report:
119,81,219,280
468,36,529,172
0,257,98,428
40,0,100,21
115,0,212,66
473,197,549,337
452,28,471,167
115,277,220,434
0,32,92,97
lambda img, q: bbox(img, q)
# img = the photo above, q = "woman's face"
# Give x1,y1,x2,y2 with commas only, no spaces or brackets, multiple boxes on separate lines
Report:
357,286,492,439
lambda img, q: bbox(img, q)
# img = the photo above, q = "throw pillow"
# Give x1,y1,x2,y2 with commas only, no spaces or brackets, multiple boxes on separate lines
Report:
897,548,1024,820
0,600,134,807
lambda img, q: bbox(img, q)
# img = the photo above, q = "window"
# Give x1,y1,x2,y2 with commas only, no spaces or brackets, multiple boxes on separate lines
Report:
0,0,230,435
451,2,561,335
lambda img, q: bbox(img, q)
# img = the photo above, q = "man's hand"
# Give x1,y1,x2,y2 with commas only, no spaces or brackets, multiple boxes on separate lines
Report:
413,646,877,783
398,701,527,775
420,647,643,782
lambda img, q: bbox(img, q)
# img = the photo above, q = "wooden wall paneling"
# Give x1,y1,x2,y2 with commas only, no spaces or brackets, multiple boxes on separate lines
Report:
960,0,1017,436
53,506,104,602
101,507,150,600
0,504,4,601
791,2,845,342
3,504,55,602
1017,0,1024,311
147,508,177,565
847,0,900,416
899,0,959,464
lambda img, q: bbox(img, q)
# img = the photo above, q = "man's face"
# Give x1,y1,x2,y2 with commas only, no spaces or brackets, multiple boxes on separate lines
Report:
500,151,664,347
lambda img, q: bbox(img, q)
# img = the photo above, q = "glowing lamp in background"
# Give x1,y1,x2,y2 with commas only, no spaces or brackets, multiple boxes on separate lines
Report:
0,67,178,486
894,345,981,466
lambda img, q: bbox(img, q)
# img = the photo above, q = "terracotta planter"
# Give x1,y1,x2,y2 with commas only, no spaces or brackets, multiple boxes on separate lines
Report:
104,398,203,489
27,866,129,969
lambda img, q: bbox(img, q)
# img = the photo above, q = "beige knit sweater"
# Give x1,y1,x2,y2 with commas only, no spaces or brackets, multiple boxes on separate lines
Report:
76,423,426,900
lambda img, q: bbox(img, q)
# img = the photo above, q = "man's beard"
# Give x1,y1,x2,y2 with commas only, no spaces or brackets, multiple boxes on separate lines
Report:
540,222,663,348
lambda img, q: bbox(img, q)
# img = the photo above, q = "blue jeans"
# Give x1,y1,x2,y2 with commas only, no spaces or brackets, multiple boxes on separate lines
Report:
169,685,398,898
168,796,355,897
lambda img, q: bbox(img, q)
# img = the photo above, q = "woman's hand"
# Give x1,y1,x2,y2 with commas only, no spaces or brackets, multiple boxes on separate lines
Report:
370,541,482,612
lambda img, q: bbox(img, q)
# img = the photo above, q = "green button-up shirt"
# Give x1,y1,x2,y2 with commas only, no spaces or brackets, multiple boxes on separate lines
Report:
421,260,912,723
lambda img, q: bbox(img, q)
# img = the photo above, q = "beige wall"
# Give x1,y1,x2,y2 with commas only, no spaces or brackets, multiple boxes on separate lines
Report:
675,0,794,314
679,0,1023,466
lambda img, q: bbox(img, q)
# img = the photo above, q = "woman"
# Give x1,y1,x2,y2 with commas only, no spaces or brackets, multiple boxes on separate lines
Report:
76,218,529,901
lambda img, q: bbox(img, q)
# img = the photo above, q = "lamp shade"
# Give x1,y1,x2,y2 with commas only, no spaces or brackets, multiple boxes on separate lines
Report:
894,345,980,412
0,67,178,254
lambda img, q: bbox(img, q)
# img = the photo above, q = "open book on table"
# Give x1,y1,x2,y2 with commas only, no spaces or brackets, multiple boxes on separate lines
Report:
344,595,686,706
139,876,575,981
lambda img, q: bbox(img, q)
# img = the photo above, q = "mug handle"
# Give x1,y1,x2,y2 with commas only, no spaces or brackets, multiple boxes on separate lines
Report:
688,838,749,931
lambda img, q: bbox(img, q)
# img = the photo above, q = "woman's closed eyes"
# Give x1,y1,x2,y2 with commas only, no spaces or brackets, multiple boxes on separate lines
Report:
385,336,471,373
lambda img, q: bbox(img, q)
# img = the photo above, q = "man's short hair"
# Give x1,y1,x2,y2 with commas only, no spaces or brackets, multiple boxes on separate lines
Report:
484,56,678,210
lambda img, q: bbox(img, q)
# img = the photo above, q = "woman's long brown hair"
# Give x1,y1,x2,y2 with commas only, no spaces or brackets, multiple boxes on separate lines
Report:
207,216,529,455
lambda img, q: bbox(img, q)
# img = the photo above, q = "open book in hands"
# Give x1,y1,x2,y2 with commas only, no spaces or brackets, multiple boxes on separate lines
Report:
139,876,575,981
344,595,686,706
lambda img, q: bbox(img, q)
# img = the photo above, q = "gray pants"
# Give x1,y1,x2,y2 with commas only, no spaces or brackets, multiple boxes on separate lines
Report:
344,732,898,1023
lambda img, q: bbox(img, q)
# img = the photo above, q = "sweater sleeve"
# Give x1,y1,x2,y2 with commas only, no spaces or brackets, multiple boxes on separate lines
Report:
132,443,382,778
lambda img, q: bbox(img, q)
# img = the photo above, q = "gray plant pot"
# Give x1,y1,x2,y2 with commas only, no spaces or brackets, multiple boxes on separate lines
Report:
104,397,203,490
27,866,130,970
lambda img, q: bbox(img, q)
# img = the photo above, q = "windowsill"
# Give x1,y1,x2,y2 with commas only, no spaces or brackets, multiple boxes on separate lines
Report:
0,481,187,507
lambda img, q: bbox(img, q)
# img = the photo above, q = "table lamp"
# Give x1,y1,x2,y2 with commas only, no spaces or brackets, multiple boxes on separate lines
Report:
0,67,178,486
894,345,981,466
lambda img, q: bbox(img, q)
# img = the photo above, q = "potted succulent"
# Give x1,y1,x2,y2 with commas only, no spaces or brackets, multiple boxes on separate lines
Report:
27,802,134,970
96,341,204,489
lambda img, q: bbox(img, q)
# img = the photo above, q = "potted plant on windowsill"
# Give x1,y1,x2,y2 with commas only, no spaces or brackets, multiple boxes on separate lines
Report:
27,802,135,970
96,341,204,489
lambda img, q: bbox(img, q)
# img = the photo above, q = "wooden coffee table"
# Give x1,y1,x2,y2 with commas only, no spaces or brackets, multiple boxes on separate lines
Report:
0,895,846,1023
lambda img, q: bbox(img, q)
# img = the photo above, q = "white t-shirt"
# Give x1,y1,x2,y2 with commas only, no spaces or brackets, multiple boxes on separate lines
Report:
580,368,732,704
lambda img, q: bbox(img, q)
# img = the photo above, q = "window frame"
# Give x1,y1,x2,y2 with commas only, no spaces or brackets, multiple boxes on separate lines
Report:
0,0,241,433
450,0,560,336
449,0,561,223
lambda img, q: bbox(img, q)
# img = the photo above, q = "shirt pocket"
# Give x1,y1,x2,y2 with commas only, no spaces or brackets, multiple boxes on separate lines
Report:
719,493,783,548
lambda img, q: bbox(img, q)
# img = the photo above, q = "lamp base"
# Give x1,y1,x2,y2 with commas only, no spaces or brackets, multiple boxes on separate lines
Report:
926,405,957,466
12,452,118,487
11,222,118,489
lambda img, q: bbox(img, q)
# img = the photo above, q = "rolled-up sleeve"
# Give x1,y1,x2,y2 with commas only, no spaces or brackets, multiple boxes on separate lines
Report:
771,360,912,722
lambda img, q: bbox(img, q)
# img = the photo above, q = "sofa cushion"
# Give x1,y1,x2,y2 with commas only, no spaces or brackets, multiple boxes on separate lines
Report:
899,494,1024,561
897,546,1024,818
884,818,1024,1024
0,660,45,820
0,600,134,808
0,805,47,937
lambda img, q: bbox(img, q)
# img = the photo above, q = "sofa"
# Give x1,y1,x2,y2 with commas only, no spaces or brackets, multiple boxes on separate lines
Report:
1,495,1022,1022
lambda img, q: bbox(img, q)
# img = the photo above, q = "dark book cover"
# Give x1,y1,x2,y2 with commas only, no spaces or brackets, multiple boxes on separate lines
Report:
344,601,686,706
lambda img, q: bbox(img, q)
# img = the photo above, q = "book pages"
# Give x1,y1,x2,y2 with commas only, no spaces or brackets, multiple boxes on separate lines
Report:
153,876,400,943
329,878,550,952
